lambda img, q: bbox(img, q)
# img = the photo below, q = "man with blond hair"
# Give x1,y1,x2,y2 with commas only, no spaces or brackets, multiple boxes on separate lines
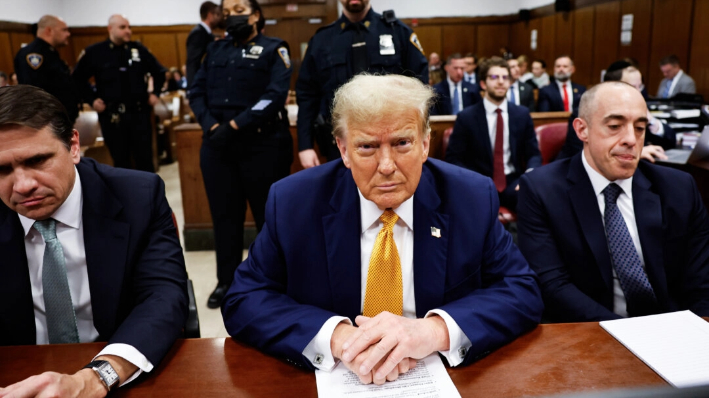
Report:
14,15,81,123
222,74,542,384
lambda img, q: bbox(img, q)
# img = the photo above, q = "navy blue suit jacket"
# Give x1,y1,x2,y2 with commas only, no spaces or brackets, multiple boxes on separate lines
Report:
222,159,542,369
537,81,586,112
430,80,481,115
517,154,709,322
0,158,188,365
445,101,542,179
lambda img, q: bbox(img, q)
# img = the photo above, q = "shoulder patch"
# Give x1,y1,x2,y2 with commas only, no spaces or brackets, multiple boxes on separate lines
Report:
410,33,425,56
26,53,43,70
278,47,291,68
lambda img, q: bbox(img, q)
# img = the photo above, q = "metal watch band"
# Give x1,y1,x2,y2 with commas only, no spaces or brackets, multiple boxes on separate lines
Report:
83,360,120,391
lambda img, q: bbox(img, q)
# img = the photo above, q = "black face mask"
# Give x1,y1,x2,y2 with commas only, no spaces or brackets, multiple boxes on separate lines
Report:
225,15,253,43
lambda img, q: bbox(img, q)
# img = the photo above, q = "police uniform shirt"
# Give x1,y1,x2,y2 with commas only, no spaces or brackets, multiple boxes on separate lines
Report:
72,40,166,106
188,33,292,135
295,8,428,152
14,37,81,122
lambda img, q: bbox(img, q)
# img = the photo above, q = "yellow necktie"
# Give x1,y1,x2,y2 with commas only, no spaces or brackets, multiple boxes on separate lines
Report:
362,209,403,317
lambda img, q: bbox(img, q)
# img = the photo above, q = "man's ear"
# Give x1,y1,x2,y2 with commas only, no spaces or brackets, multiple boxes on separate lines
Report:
70,129,81,164
573,118,589,144
335,136,350,168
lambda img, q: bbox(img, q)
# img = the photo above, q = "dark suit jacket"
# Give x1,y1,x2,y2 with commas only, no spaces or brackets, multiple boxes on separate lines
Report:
512,81,536,112
0,158,188,365
445,101,542,179
185,24,214,87
430,80,481,115
222,159,543,369
537,81,586,112
517,154,709,322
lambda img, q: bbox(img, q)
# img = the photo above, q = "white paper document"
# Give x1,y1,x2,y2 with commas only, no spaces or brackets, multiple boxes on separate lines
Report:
315,354,461,398
600,310,709,388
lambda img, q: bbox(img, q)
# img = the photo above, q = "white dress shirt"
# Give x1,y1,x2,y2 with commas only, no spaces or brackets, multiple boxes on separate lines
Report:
464,71,476,85
507,81,521,106
18,167,152,385
582,152,648,318
483,97,515,175
302,192,472,371
667,69,685,98
447,77,464,114
199,21,213,35
555,79,575,111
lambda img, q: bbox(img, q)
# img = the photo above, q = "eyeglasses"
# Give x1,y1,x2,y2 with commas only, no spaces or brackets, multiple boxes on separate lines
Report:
487,74,510,81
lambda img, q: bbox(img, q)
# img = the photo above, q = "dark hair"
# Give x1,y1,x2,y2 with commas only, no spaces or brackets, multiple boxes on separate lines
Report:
533,59,546,68
0,85,73,149
659,55,680,67
464,53,477,63
604,60,632,82
555,55,574,65
446,53,463,64
200,1,219,20
478,56,511,81
0,71,7,81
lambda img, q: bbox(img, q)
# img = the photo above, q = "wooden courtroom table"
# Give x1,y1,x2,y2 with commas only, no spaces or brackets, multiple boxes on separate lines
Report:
0,322,666,397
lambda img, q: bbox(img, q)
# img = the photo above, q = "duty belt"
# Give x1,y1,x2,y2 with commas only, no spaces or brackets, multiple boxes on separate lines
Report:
107,101,145,124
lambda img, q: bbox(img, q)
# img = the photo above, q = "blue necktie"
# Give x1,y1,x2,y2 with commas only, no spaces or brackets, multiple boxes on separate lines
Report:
452,85,460,115
662,79,672,98
34,219,80,344
509,85,516,105
602,184,658,316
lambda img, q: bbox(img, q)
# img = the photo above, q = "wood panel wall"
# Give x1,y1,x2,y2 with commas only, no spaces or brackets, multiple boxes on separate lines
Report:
1,0,708,99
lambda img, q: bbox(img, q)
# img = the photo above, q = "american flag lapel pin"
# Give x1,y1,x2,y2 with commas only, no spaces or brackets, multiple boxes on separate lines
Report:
430,227,441,238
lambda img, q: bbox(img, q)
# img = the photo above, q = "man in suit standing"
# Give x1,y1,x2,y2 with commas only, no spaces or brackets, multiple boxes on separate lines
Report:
656,55,696,98
186,1,220,88
537,55,586,112
0,85,188,396
430,53,481,115
517,82,709,322
222,74,542,385
446,57,541,212
506,57,535,112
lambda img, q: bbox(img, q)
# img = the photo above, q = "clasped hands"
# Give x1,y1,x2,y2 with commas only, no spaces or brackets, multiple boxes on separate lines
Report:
330,312,450,385
208,120,239,146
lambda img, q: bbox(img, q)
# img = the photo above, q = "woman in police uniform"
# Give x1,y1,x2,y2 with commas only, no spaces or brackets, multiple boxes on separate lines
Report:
189,0,293,308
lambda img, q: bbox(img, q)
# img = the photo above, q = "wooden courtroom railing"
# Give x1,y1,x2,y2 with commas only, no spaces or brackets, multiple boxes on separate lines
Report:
176,112,571,250
0,322,670,397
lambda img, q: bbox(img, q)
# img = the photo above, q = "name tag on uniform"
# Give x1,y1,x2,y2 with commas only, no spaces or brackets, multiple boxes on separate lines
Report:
250,45,264,55
379,34,395,55
131,48,141,62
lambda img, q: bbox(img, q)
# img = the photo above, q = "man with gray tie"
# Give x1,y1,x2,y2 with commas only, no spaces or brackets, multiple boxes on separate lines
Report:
656,55,696,98
0,85,188,397
430,53,480,116
517,81,709,322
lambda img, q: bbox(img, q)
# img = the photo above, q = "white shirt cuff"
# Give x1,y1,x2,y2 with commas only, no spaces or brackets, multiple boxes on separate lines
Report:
425,309,472,367
95,343,153,386
302,316,352,371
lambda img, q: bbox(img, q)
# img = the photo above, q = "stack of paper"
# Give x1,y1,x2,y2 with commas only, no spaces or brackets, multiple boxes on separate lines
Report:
600,310,709,388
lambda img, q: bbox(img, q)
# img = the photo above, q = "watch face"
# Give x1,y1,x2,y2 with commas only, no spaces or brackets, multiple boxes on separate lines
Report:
98,363,120,386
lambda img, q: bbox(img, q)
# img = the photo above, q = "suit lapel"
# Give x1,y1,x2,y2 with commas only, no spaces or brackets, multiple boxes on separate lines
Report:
413,166,449,317
567,155,614,288
508,104,520,169
550,85,564,110
632,168,668,308
0,207,36,344
475,104,494,166
322,167,362,320
77,161,130,336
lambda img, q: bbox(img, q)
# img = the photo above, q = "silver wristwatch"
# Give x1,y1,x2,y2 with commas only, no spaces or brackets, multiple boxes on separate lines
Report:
84,360,120,391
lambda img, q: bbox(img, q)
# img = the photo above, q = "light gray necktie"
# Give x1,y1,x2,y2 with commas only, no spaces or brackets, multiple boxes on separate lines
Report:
34,218,80,344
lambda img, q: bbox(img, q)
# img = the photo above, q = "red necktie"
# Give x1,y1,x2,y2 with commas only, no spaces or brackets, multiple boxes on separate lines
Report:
493,108,506,192
562,83,570,112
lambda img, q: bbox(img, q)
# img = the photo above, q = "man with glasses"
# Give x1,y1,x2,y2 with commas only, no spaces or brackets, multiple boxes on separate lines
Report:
446,57,541,211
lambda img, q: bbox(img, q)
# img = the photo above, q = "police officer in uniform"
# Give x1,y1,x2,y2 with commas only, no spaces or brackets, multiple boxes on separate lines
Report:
296,0,428,168
189,0,293,308
14,15,81,123
72,14,166,172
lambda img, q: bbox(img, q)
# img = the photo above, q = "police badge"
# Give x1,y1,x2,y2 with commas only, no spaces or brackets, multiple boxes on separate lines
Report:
379,34,395,55
26,53,43,70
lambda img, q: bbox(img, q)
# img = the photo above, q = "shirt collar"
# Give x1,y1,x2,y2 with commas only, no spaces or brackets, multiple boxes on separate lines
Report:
358,189,414,233
556,79,571,89
18,166,83,237
339,7,375,31
483,96,507,114
582,151,634,200
199,21,212,34
673,69,684,83
447,77,461,88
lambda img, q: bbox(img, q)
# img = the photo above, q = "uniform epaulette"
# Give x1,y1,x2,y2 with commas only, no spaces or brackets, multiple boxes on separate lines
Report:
315,19,339,34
